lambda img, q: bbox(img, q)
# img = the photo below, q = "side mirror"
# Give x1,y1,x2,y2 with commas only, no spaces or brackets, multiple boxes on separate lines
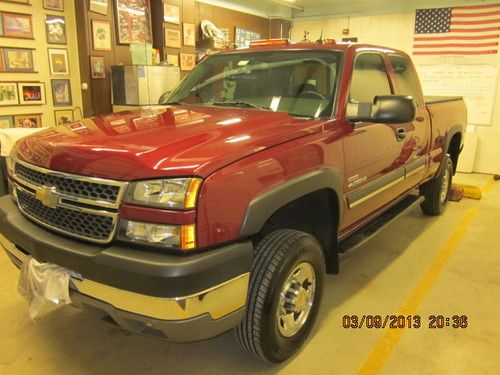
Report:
347,95,417,124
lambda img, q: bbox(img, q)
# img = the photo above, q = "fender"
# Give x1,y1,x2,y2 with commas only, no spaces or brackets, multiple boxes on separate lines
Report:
436,124,463,177
240,168,343,237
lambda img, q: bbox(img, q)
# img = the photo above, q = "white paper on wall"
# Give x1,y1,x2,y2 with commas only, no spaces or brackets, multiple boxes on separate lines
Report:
415,64,498,126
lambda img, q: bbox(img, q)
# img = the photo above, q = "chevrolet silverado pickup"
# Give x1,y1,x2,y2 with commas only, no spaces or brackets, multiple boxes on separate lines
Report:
0,40,466,363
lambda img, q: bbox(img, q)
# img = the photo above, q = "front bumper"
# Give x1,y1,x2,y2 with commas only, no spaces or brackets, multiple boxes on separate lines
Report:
0,196,252,342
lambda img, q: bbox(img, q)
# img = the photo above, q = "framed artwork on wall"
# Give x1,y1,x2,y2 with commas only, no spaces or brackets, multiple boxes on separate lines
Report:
92,20,112,51
164,28,181,48
54,109,74,125
235,27,260,48
14,113,42,128
45,14,67,44
163,4,180,24
1,12,33,39
115,0,151,44
89,0,109,15
2,48,34,72
18,82,45,105
43,0,64,11
51,79,72,107
90,55,105,79
183,23,195,46
5,0,31,4
48,48,69,75
166,54,178,66
0,82,19,106
179,53,195,71
0,115,14,128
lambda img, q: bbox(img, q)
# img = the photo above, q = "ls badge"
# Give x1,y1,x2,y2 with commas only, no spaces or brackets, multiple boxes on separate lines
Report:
35,186,60,208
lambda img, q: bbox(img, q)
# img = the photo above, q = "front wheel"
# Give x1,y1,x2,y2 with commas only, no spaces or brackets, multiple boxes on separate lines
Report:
236,229,325,363
420,155,453,216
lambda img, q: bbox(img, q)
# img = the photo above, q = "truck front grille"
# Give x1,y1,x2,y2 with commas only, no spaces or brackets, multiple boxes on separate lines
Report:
12,159,128,244
17,190,114,241
15,162,120,203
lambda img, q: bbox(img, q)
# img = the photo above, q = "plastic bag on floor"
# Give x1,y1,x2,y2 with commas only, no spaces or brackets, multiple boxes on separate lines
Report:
18,256,72,319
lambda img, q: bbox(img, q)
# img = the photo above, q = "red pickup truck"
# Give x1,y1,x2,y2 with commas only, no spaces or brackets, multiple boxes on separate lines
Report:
0,40,466,363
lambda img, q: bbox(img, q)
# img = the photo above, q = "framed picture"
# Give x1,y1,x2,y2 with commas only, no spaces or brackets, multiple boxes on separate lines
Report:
166,54,178,66
115,0,151,44
0,115,14,129
51,79,72,106
45,14,67,44
54,109,74,125
14,114,42,128
0,82,19,106
18,82,45,105
89,0,108,15
164,28,181,48
3,0,31,4
183,23,195,46
90,55,105,79
2,12,33,39
43,0,63,11
235,27,260,48
163,4,179,24
48,48,69,75
179,53,196,71
92,20,112,51
2,48,34,72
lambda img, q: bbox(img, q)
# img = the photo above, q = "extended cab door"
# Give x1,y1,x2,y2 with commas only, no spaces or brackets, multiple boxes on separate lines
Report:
342,52,416,229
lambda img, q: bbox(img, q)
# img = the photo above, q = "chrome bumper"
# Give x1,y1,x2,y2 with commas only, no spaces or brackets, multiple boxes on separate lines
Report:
0,232,249,340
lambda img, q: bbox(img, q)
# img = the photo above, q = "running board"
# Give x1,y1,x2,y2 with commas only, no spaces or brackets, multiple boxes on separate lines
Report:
339,194,424,254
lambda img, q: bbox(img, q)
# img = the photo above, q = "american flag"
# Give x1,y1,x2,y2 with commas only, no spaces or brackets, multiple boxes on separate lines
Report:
413,3,500,55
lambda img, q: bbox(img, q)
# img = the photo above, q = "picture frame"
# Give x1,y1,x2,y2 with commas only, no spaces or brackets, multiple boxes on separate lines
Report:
2,48,34,72
14,113,42,128
45,14,67,44
54,109,74,126
92,20,112,51
183,23,195,47
235,27,260,48
179,53,196,71
90,55,105,79
3,0,31,4
115,0,151,44
18,82,45,105
43,0,64,11
89,0,109,15
164,28,181,48
163,4,180,24
0,82,19,106
2,12,33,39
166,54,178,66
51,79,72,107
0,115,14,129
48,48,69,75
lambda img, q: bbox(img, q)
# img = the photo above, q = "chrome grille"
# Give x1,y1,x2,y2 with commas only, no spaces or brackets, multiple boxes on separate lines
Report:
15,162,120,203
12,159,128,244
17,190,114,241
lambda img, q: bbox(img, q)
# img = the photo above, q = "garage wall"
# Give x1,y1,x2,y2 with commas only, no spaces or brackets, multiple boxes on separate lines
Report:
291,12,500,175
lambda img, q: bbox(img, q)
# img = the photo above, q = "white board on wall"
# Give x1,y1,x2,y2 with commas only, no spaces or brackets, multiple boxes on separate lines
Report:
415,64,498,126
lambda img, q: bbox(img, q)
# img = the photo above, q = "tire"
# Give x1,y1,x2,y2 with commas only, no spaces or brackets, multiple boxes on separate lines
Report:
420,155,453,216
236,229,325,363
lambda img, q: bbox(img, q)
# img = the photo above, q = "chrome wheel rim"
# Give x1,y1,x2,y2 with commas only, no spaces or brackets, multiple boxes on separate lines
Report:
440,167,451,204
276,262,316,338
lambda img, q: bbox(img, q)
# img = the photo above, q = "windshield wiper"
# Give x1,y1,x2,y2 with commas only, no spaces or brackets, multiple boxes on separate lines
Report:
210,101,271,110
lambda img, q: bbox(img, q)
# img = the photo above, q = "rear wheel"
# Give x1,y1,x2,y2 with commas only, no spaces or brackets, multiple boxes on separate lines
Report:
420,155,453,216
236,229,325,363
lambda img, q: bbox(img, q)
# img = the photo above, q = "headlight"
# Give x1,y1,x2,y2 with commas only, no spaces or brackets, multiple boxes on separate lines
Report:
124,178,202,209
118,220,196,251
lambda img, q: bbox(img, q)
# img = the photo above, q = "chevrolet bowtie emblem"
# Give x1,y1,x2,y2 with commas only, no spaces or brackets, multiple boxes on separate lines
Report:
35,186,60,208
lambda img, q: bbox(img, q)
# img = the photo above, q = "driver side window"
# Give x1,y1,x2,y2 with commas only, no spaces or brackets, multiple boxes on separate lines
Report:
350,53,392,103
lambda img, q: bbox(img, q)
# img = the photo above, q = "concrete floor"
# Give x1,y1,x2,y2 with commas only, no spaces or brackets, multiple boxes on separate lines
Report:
1,173,499,374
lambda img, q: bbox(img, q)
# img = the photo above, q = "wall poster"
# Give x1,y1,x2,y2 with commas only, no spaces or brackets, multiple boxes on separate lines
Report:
115,0,151,44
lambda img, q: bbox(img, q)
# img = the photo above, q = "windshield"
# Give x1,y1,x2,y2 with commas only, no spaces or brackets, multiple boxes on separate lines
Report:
161,50,342,118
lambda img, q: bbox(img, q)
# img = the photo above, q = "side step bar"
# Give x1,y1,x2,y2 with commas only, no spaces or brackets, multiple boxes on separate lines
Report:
339,194,424,254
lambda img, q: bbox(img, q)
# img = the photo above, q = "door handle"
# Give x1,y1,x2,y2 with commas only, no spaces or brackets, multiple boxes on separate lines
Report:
396,128,406,141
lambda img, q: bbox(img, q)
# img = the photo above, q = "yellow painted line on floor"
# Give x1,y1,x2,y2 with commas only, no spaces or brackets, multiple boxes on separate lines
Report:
357,207,478,375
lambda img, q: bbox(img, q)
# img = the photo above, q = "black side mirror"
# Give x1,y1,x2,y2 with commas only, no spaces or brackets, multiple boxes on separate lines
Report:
347,95,416,124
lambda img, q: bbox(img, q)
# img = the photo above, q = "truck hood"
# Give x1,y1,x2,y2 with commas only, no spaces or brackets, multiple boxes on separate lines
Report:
16,106,323,180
